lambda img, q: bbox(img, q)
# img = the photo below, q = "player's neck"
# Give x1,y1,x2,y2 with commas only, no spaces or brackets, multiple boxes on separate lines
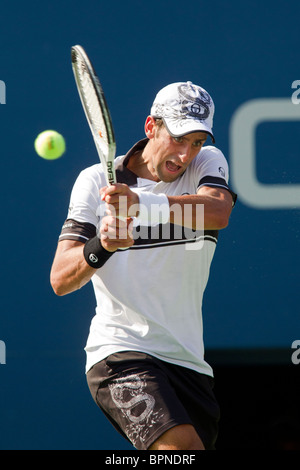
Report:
127,146,160,182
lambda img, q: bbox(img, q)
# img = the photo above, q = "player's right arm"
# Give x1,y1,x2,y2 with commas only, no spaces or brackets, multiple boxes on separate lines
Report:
50,215,133,296
50,240,96,296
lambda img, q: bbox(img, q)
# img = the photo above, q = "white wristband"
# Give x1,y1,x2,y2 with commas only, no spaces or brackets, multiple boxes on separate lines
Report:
132,190,170,226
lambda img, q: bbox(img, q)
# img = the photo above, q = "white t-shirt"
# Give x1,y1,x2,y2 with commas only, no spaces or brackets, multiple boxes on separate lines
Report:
59,139,236,376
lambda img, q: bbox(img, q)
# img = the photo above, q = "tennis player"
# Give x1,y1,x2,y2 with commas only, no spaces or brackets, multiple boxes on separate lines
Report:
50,81,236,450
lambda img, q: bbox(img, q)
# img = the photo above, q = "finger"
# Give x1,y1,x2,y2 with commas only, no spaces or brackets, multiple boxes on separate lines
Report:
103,215,132,227
104,194,129,210
100,218,132,240
103,224,132,240
100,186,108,200
100,183,125,201
105,203,132,220
102,237,134,251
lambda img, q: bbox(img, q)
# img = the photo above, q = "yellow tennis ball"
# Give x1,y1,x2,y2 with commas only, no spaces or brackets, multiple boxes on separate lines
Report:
34,130,66,160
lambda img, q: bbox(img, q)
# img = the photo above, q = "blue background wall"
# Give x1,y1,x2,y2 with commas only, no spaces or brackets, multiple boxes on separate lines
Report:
0,0,299,449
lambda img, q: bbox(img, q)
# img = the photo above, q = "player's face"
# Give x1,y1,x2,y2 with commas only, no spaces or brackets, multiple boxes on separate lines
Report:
148,121,207,183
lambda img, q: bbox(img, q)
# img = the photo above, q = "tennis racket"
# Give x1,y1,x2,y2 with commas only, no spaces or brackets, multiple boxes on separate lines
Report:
71,45,117,185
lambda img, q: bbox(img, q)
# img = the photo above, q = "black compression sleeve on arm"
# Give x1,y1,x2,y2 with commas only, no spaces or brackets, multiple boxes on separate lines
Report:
83,236,114,269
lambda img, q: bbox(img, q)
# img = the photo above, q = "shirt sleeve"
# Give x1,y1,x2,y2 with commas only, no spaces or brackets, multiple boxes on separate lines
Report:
58,165,106,242
194,146,237,206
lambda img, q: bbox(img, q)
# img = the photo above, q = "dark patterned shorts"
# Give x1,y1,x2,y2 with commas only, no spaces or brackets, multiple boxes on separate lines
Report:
86,351,220,450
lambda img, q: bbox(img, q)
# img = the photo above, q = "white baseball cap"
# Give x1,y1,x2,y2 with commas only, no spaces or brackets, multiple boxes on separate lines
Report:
150,81,215,142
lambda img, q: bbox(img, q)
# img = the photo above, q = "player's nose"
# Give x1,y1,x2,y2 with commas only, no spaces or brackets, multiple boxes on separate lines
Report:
178,144,192,163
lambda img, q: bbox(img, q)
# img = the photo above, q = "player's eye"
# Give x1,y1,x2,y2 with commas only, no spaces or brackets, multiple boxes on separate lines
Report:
192,140,204,147
173,137,183,143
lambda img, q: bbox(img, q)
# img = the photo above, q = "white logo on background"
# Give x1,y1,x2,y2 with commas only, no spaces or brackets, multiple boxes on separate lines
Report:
0,340,6,365
230,97,300,209
0,80,6,104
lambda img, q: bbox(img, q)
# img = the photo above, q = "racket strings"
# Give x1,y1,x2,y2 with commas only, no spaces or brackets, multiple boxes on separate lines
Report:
77,60,109,148
72,46,117,184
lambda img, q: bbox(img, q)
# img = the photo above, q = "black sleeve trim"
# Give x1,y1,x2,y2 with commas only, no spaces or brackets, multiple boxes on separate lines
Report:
58,219,97,243
197,176,237,207
198,176,228,188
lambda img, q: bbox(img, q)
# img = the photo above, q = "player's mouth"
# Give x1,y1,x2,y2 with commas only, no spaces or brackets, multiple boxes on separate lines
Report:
166,161,182,173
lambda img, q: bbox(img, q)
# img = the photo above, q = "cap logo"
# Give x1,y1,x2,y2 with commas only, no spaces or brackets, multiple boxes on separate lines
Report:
150,81,214,140
178,83,211,121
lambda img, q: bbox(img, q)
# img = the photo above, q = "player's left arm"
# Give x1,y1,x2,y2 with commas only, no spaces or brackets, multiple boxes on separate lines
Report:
167,185,233,231
101,183,233,231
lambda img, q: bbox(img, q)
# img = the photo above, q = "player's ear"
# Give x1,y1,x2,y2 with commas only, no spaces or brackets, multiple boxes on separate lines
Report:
144,116,156,139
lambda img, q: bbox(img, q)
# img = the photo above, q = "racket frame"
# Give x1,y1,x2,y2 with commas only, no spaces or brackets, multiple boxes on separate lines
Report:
71,45,117,185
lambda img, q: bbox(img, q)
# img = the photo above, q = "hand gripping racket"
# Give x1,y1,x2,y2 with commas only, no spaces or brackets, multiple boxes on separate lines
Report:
71,45,117,185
